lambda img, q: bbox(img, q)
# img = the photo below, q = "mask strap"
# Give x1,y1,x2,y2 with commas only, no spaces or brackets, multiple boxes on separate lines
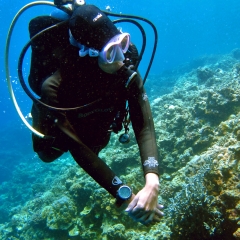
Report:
69,30,99,57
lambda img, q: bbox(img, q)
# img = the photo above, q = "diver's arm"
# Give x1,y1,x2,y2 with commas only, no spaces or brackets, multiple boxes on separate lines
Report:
127,73,159,176
99,62,162,224
69,139,123,198
124,73,163,225
50,109,123,198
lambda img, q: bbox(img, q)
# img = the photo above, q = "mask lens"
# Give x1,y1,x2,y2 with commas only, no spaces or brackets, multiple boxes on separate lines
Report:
106,45,116,62
120,35,129,52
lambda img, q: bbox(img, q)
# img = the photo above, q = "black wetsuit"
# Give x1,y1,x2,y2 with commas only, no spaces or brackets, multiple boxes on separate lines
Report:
29,16,159,199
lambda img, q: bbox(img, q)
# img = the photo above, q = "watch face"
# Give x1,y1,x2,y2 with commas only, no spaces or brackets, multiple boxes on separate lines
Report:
119,186,131,200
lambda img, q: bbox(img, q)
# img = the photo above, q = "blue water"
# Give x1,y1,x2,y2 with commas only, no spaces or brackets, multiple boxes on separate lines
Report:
0,0,240,201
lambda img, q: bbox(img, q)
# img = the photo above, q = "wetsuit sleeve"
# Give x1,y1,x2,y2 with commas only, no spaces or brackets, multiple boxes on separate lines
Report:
69,140,122,198
127,74,159,176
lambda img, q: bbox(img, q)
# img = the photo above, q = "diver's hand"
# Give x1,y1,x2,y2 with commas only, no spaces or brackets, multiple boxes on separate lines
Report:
125,173,164,226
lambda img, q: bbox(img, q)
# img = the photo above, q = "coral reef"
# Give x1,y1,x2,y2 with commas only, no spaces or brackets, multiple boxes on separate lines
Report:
197,67,214,83
0,49,240,239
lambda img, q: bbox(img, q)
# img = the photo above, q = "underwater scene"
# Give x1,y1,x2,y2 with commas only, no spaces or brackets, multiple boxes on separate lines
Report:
1,0,240,239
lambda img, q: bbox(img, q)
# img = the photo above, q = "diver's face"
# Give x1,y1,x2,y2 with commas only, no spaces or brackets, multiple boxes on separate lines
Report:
98,33,130,74
98,60,124,74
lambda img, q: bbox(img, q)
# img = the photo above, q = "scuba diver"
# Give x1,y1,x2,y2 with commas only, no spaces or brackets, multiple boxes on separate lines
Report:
8,1,163,225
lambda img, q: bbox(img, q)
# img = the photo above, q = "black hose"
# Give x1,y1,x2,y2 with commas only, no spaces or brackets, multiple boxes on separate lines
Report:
103,11,158,84
112,18,146,70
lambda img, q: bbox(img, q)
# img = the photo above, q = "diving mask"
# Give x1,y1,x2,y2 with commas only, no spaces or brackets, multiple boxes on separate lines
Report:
99,33,130,64
69,30,130,64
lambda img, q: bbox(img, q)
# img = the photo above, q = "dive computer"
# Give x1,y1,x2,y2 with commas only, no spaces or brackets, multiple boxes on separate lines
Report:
117,185,132,201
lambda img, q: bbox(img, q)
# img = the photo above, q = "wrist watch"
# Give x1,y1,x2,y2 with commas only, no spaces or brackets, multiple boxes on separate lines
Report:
117,185,132,201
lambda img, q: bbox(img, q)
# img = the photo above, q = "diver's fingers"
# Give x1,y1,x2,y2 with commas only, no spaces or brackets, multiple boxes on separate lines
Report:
153,214,162,222
155,207,164,217
125,195,138,212
128,208,151,221
143,212,155,224
157,204,164,210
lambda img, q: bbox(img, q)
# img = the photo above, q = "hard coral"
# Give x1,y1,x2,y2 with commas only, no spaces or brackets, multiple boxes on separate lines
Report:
42,196,77,230
197,67,214,83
